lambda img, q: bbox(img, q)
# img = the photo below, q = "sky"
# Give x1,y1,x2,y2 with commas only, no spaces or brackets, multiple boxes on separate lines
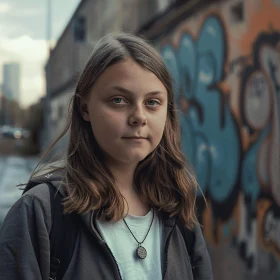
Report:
0,0,80,108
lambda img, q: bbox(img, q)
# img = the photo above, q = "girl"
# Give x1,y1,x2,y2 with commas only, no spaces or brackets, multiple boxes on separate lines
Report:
0,33,213,280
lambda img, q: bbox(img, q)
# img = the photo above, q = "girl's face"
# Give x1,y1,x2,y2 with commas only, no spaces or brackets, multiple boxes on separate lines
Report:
81,58,168,166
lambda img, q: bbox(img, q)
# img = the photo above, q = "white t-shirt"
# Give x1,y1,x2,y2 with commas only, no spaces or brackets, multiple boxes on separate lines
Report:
96,209,164,280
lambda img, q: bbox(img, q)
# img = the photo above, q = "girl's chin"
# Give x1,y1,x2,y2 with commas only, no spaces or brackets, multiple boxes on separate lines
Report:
119,154,150,165
102,149,153,166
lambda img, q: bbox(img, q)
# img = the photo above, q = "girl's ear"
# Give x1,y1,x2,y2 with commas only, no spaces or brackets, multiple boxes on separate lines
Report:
80,101,90,121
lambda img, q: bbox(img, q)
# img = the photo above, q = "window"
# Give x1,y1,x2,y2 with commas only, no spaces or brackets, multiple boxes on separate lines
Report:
74,16,86,42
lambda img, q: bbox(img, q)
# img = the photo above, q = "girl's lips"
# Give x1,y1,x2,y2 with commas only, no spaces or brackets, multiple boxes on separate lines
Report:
122,135,147,139
123,137,146,139
122,137,148,142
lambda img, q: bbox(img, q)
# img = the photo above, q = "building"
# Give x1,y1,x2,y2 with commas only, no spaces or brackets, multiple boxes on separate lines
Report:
1,63,21,126
2,63,20,101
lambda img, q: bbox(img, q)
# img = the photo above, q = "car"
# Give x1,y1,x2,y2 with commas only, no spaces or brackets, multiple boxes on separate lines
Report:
0,126,30,139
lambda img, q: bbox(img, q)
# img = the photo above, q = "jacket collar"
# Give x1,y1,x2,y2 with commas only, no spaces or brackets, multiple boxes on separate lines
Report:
27,167,177,242
24,166,67,195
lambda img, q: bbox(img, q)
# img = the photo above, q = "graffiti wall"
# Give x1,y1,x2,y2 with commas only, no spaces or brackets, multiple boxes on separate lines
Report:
157,0,280,279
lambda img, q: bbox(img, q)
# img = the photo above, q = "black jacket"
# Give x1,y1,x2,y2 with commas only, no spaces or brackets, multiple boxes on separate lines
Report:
0,176,213,280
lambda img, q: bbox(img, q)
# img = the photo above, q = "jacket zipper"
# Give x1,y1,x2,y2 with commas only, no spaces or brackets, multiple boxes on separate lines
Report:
163,225,175,278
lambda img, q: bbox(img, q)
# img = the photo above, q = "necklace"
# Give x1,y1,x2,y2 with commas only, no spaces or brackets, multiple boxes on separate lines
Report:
122,208,154,259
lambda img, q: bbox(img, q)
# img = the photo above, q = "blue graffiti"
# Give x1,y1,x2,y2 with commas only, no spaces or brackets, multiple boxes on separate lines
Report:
161,16,240,203
161,44,181,102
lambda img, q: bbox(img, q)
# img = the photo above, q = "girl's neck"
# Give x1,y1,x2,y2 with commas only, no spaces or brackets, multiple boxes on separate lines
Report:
106,161,137,192
106,161,150,216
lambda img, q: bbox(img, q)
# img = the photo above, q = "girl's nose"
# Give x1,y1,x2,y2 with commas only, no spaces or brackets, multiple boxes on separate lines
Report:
128,108,147,127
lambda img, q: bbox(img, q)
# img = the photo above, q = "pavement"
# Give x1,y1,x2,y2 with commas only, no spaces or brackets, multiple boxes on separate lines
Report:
0,155,39,228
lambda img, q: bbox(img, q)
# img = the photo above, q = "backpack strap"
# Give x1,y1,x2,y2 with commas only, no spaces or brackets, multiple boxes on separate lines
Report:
47,183,79,280
176,218,195,267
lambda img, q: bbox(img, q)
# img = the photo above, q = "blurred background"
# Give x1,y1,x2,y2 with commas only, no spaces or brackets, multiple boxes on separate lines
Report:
0,0,279,279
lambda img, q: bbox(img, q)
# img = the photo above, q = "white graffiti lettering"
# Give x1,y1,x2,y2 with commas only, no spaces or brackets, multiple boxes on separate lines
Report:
264,211,280,250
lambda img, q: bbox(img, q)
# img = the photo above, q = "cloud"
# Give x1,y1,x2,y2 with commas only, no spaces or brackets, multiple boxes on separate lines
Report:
0,2,43,17
0,3,12,13
13,7,43,17
0,22,27,37
0,0,80,108
0,2,44,38
0,35,48,108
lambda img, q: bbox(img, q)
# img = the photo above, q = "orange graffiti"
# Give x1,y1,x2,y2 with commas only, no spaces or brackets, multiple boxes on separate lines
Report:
203,196,240,246
239,0,280,54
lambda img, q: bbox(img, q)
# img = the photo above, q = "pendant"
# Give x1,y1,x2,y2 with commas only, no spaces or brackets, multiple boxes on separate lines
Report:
136,245,147,259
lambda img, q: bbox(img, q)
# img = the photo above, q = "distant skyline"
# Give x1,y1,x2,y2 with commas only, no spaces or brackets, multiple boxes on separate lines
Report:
2,62,20,101
0,0,80,108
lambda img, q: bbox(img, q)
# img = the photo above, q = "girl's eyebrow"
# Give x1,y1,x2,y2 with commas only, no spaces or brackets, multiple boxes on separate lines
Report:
110,85,166,96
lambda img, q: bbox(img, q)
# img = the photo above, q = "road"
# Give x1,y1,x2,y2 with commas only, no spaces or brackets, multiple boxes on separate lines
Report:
0,155,39,228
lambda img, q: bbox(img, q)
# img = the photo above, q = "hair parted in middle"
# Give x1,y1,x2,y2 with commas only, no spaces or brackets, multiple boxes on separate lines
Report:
52,33,198,229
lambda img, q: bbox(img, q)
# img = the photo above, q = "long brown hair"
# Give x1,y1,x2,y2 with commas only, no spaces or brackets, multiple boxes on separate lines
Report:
34,33,198,229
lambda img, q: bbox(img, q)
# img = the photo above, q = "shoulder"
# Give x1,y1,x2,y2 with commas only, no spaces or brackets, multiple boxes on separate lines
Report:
9,183,53,232
0,184,53,279
23,182,51,203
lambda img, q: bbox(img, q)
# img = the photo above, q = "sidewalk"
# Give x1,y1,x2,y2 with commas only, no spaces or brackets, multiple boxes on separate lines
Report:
0,155,40,228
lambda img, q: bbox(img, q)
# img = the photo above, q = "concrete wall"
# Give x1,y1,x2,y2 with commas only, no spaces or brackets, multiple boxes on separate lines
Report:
146,0,280,279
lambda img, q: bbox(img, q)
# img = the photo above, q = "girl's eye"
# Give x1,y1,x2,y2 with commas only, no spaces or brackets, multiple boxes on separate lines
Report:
146,100,160,107
112,97,126,104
